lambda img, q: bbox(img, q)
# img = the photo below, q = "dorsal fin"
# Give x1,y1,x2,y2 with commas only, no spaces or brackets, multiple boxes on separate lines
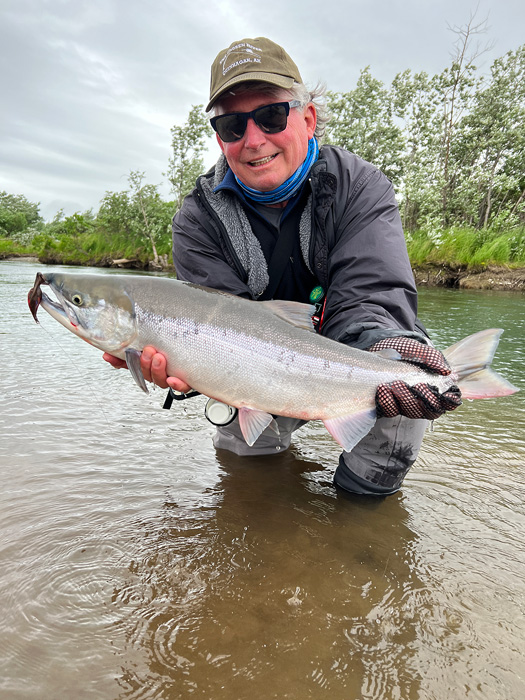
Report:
259,300,316,332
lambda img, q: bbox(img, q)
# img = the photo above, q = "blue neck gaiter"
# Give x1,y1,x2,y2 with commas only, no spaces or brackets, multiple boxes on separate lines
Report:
234,137,319,204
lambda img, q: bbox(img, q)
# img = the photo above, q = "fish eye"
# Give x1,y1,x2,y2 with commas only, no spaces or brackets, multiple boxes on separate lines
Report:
71,293,83,306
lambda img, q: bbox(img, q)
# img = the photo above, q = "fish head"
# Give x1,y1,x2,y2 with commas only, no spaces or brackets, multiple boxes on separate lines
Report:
29,271,137,353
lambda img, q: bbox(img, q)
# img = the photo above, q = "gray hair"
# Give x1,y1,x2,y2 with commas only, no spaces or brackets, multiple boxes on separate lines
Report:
209,81,330,142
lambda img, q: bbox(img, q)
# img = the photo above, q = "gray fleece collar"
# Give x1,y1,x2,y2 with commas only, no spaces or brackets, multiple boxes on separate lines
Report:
200,155,313,298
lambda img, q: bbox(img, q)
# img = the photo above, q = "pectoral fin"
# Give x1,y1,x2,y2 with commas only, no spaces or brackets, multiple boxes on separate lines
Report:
125,348,149,394
238,407,278,446
323,409,376,452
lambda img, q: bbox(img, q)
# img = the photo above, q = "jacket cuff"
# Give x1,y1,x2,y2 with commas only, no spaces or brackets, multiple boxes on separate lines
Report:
332,322,430,350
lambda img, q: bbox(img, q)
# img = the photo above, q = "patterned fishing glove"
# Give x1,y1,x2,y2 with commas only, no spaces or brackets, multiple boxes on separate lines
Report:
369,337,462,420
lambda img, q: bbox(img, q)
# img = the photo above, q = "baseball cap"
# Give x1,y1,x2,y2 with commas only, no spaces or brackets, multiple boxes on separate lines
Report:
207,37,303,111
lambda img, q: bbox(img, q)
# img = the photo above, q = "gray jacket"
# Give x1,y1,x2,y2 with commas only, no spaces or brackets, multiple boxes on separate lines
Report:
172,145,427,349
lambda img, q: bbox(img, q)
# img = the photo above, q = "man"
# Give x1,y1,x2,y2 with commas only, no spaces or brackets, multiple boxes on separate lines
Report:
104,37,461,495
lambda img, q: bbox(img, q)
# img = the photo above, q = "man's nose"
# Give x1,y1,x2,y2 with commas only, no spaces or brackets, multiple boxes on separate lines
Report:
242,117,267,148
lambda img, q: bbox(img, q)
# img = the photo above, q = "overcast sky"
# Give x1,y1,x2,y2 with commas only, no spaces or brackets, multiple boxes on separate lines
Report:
1,0,523,220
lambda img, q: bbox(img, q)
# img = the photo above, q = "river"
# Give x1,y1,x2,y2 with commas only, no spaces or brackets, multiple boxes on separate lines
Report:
1,260,524,700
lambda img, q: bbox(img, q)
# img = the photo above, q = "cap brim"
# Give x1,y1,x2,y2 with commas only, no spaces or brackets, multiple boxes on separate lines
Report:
206,73,296,111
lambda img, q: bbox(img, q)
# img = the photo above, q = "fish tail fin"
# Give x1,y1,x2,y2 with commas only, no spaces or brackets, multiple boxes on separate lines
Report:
443,329,519,400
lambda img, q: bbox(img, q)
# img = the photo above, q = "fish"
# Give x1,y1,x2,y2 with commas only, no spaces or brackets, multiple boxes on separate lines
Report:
28,271,519,451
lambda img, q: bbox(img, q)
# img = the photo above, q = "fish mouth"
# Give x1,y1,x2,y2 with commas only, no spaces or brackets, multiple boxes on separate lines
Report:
28,272,47,322
28,272,79,328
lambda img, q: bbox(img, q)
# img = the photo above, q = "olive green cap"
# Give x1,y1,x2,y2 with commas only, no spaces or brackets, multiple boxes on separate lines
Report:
206,37,303,111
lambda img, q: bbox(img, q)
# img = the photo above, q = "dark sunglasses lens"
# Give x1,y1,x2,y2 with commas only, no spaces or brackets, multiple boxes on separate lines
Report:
254,104,288,133
215,114,247,142
213,103,290,142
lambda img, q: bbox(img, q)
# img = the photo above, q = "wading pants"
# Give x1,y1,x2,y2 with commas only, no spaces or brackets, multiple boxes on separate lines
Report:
213,416,428,496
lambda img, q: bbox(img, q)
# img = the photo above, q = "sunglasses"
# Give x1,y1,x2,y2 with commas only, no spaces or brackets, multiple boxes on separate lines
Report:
210,100,301,143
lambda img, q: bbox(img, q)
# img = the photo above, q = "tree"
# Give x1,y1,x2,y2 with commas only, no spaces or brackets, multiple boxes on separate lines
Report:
165,105,213,209
128,171,173,268
391,69,443,231
97,191,134,240
326,68,404,185
96,177,174,267
450,46,525,229
0,192,43,236
433,12,492,224
325,17,525,236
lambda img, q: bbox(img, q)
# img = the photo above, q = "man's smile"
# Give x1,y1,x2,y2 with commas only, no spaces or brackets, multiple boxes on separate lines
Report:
247,153,279,167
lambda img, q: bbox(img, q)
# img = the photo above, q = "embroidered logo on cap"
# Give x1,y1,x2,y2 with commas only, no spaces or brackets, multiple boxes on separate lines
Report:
220,42,263,76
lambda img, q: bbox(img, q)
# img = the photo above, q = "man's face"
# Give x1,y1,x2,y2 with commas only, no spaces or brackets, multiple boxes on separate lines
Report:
214,90,317,193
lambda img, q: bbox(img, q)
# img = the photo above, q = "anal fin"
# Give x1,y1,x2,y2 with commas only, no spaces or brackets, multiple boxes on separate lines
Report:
323,409,376,452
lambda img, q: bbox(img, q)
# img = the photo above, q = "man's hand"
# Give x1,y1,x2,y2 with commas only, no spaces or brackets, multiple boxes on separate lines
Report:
369,336,452,375
369,337,462,420
103,346,192,394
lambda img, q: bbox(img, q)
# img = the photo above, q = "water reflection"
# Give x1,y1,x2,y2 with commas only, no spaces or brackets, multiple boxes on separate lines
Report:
113,450,426,699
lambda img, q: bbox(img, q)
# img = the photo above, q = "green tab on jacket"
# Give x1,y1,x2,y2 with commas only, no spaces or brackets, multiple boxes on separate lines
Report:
309,285,324,304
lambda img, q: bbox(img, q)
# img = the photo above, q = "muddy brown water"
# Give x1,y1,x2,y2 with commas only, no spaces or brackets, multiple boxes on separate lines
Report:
1,260,524,699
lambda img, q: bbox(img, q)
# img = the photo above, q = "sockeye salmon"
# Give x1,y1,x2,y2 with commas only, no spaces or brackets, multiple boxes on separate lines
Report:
28,271,518,451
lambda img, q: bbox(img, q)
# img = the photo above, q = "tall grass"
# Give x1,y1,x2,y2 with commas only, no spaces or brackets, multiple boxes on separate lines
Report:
0,238,33,258
405,226,525,267
30,229,173,266
3,225,525,269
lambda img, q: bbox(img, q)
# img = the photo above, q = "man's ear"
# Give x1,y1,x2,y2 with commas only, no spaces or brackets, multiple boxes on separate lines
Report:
304,103,317,140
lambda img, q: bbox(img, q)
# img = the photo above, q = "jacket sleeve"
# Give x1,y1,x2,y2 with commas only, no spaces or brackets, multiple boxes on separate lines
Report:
172,191,252,298
319,160,424,348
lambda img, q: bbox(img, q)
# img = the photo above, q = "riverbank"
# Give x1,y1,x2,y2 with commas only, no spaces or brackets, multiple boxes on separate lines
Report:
412,263,525,291
3,254,525,291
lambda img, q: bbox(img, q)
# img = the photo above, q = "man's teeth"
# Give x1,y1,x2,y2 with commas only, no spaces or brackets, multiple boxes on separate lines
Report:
250,155,276,166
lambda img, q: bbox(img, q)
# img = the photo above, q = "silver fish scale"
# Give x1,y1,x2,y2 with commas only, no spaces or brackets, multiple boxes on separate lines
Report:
133,292,455,421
